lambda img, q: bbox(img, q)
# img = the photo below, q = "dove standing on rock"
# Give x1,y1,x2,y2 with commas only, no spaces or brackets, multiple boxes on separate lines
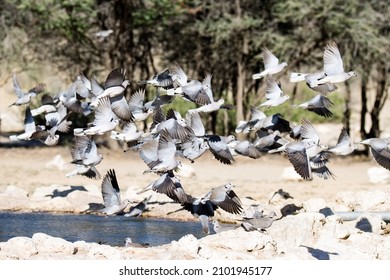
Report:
241,210,277,231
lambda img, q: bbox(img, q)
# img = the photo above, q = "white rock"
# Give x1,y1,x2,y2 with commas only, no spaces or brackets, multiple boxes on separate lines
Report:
31,185,71,200
2,185,29,197
0,237,38,259
281,166,303,181
87,243,123,259
267,212,326,253
367,167,390,184
45,154,68,171
32,233,76,255
336,190,390,211
302,198,328,212
354,214,385,234
66,190,101,213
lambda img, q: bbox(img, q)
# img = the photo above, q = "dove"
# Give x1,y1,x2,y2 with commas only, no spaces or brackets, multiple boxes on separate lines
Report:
9,73,45,106
252,47,287,80
97,169,131,216
310,42,357,87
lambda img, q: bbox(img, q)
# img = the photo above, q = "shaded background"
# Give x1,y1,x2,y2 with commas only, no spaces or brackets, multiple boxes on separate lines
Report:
0,0,389,146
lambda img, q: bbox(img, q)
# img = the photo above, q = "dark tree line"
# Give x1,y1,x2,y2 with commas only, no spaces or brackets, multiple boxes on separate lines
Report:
1,0,389,140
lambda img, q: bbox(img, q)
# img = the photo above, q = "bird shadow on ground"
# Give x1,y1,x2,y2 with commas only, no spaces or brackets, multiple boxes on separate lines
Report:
300,245,339,260
356,218,372,232
45,185,88,198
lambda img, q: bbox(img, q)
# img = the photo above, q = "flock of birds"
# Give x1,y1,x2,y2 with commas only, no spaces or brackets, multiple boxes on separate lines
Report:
6,41,390,234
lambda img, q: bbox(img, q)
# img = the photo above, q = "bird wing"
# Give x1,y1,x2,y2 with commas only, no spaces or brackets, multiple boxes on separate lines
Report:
207,136,235,165
13,74,24,98
370,147,390,171
323,41,344,75
139,139,159,168
286,143,312,180
24,107,36,133
265,77,283,100
185,111,205,137
157,130,177,164
104,68,126,89
128,89,145,112
93,97,117,126
215,189,243,215
101,169,121,207
109,95,133,121
262,47,279,69
300,117,320,144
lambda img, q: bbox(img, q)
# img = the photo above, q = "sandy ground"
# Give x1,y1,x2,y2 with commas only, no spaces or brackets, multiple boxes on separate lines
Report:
0,142,388,209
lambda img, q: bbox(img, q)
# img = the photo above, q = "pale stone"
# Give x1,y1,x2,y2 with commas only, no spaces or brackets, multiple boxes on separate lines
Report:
31,185,72,200
200,228,273,252
336,190,390,211
281,166,303,181
267,212,326,253
45,154,68,171
367,167,390,184
2,185,29,197
30,196,74,212
87,243,123,259
32,233,76,255
354,214,385,234
0,237,38,259
302,198,328,212
66,190,101,213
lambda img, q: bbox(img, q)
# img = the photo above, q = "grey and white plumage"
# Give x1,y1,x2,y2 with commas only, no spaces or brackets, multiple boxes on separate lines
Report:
124,195,151,217
269,119,332,180
252,47,288,80
138,170,185,203
295,94,334,118
258,77,289,107
290,71,338,95
30,111,71,146
110,121,144,143
66,136,103,179
212,220,237,233
74,97,119,136
328,128,355,156
139,68,175,88
98,68,130,99
9,74,45,106
140,129,180,173
177,182,243,234
235,107,266,133
241,210,277,231
180,74,214,105
127,89,155,121
204,135,236,165
310,42,357,87
359,138,390,171
150,107,193,142
98,169,131,216
9,106,43,141
234,140,262,159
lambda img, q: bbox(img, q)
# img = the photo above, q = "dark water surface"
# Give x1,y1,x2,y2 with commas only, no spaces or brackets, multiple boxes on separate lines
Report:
0,212,205,247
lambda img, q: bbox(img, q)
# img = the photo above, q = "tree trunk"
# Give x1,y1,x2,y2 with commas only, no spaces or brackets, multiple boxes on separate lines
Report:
343,81,351,135
369,65,388,138
360,75,368,141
